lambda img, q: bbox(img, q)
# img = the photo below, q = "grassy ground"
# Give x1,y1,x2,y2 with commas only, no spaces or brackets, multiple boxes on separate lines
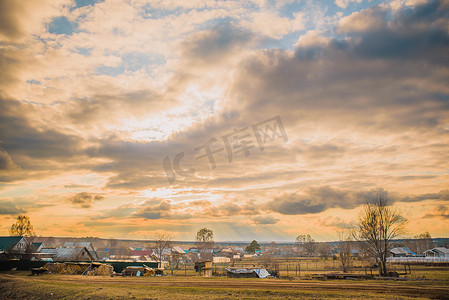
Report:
1,271,449,299
1,257,448,299
222,256,449,279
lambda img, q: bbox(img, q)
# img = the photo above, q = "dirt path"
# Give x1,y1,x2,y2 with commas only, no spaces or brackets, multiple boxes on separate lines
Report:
1,273,449,299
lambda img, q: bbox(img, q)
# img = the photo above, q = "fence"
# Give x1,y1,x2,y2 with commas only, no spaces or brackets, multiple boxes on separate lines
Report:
387,257,449,266
0,260,158,273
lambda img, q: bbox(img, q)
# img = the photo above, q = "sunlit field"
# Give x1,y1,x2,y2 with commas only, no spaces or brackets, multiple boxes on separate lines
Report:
3,255,448,299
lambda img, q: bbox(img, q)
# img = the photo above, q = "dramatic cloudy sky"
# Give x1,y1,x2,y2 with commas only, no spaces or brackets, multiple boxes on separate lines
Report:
1,0,448,241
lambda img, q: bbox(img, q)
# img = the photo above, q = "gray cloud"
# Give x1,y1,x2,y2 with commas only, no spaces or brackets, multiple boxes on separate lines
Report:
93,198,175,220
319,216,356,229
400,189,449,202
0,147,18,170
0,96,89,184
67,192,104,208
181,23,252,64
253,215,278,225
0,196,55,215
205,200,260,217
0,48,23,92
133,198,171,219
0,97,83,160
267,187,389,215
224,1,449,134
0,0,25,41
339,1,449,62
91,204,137,220
0,202,25,215
66,89,174,127
92,197,259,221
423,205,449,219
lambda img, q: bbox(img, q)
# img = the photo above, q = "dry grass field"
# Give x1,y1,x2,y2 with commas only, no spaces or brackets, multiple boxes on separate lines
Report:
190,256,449,280
1,269,449,299
1,256,448,299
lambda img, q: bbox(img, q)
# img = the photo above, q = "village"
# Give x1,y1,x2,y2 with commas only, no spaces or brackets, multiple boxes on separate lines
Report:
1,234,448,279
1,215,449,298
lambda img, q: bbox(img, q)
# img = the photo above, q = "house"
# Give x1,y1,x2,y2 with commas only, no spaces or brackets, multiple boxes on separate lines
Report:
34,248,57,260
0,236,32,256
32,242,45,252
171,246,186,264
130,249,154,260
186,251,200,263
390,247,414,257
63,242,98,260
213,256,230,263
215,248,234,258
172,246,186,255
54,247,94,261
235,247,244,253
424,247,449,258
96,249,110,261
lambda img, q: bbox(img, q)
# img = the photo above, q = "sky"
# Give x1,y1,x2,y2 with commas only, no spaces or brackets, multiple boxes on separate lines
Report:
0,0,448,242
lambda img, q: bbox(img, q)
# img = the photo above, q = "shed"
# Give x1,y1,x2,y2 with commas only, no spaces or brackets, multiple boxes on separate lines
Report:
203,260,213,277
63,242,98,260
390,247,413,257
54,247,94,261
424,247,449,258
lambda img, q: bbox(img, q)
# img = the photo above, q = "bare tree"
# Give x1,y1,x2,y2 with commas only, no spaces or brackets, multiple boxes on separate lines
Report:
317,243,332,259
296,234,317,256
195,228,214,260
153,232,172,265
354,194,407,276
268,241,278,255
408,232,435,254
10,215,35,236
338,230,353,273
115,241,131,259
258,253,276,270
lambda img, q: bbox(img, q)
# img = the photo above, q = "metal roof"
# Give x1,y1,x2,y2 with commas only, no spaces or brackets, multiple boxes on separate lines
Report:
390,247,412,255
172,246,186,254
433,247,449,254
64,242,94,249
32,242,43,250
40,248,57,254
55,247,94,261
0,236,24,251
63,242,98,260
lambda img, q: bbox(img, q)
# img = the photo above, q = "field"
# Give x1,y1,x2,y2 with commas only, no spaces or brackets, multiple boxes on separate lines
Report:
1,256,448,299
172,257,449,280
1,270,449,299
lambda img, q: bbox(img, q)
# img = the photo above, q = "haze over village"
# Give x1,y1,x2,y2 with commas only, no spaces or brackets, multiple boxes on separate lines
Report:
1,0,449,244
